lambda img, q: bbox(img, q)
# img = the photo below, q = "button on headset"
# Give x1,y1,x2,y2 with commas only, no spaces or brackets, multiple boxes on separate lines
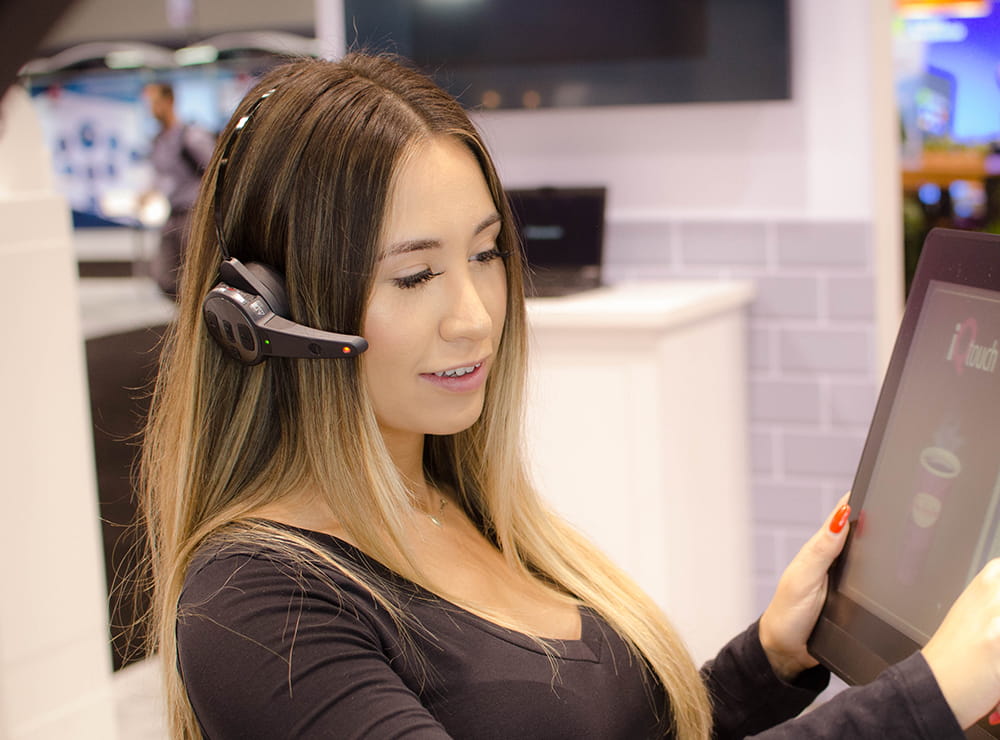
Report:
237,324,254,352
238,324,255,352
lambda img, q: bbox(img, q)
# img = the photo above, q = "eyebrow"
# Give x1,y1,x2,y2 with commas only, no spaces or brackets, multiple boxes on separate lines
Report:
382,212,502,259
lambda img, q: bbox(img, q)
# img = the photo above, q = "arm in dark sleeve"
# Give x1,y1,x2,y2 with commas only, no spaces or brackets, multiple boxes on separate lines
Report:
177,551,452,740
703,621,829,739
703,622,965,740
750,649,966,739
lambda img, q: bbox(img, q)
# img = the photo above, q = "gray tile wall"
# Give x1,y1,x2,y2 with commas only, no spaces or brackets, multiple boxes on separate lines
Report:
603,217,879,613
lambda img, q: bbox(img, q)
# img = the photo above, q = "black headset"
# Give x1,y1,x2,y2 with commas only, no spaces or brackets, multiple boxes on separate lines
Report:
202,88,369,365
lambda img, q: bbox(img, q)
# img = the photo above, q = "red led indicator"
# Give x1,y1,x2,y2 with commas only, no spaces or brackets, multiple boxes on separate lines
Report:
342,347,352,354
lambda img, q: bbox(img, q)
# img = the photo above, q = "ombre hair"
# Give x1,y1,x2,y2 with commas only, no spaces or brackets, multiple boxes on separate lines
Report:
140,53,712,739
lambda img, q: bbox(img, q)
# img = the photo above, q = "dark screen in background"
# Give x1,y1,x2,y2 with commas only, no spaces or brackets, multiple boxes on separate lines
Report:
506,188,605,269
343,0,790,108
408,1,707,67
840,281,1000,642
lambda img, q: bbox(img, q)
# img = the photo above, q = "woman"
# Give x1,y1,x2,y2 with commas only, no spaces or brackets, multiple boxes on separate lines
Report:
140,53,999,739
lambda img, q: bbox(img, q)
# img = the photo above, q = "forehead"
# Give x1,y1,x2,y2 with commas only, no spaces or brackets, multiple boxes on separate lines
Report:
381,136,496,245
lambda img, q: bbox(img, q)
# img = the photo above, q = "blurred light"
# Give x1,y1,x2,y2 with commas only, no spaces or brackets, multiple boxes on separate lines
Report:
481,89,502,109
918,182,942,205
948,179,985,219
175,44,219,66
21,41,177,76
104,50,146,69
903,18,969,41
99,190,138,220
524,225,565,240
139,193,170,228
190,31,320,60
522,89,542,109
897,0,992,19
949,179,972,198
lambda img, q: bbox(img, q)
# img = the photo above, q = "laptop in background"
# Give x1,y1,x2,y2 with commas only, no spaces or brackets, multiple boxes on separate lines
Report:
505,187,606,297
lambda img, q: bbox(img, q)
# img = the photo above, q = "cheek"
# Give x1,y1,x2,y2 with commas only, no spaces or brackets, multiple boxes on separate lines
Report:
360,296,423,380
361,313,396,382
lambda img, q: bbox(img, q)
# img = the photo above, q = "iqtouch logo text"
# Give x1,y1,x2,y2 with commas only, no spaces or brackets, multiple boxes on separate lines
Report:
945,317,999,375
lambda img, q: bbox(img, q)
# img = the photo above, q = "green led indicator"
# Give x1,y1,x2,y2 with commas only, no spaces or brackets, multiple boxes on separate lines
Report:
264,339,270,345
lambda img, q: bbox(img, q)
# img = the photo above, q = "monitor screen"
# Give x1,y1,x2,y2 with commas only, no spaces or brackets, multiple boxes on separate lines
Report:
343,0,790,109
837,279,1000,644
505,187,605,297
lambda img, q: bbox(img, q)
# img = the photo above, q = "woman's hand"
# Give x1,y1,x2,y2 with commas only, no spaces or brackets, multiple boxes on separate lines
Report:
758,495,851,681
922,558,1000,729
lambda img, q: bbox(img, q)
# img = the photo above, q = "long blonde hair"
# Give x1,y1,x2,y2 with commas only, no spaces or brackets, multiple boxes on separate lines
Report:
140,53,712,739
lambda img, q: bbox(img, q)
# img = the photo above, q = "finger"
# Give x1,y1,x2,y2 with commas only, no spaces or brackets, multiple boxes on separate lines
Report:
795,500,852,572
827,501,851,537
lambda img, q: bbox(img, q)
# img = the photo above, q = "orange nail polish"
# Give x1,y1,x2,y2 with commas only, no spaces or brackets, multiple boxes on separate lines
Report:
989,711,1000,726
829,504,851,534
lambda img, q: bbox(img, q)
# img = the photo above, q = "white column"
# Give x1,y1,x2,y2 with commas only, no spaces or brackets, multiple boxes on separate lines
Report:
870,0,905,374
315,0,346,59
0,85,117,739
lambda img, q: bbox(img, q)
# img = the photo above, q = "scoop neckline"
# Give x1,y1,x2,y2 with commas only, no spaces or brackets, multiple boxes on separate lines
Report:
256,519,606,663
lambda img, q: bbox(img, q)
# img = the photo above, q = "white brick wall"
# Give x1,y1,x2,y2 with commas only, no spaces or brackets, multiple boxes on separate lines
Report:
605,215,879,613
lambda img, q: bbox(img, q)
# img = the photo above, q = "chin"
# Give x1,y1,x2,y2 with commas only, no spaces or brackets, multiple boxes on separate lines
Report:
424,401,487,437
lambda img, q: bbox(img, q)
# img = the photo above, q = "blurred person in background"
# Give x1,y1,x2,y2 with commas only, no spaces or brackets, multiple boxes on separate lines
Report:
142,81,214,298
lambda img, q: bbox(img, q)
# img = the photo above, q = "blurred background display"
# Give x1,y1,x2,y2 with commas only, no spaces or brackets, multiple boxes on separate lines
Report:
895,0,1000,291
344,0,791,109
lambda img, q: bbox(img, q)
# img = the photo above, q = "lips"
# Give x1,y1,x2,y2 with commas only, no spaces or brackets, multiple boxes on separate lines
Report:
421,358,489,392
434,363,481,378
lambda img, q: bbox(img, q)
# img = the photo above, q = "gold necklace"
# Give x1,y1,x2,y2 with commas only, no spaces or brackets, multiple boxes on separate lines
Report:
428,496,447,527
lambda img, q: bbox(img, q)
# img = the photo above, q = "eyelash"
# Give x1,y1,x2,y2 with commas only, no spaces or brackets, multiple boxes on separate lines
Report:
392,269,443,290
473,247,508,264
391,247,509,289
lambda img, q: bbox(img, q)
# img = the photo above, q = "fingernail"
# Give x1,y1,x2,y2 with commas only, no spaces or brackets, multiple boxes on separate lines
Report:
829,504,851,534
989,710,1000,725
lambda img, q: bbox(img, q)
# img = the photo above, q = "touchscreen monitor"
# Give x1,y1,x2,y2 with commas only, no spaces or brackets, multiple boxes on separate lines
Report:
808,228,1000,740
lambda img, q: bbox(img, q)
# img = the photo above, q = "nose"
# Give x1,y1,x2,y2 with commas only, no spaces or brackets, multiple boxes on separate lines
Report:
439,271,494,343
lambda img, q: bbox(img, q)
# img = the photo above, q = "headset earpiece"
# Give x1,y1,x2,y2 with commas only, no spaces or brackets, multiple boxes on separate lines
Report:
203,258,368,366
201,87,368,365
218,258,290,316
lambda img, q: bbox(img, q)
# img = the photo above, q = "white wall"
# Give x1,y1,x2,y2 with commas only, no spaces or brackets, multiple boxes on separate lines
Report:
473,2,891,222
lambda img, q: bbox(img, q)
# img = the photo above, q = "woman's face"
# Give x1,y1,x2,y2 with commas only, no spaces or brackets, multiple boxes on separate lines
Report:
362,135,507,449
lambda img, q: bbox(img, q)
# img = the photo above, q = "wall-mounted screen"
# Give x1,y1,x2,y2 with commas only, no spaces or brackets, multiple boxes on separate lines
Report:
343,0,791,110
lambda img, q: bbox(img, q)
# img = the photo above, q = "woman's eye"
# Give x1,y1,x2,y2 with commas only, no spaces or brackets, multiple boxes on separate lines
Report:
471,247,508,264
392,268,443,289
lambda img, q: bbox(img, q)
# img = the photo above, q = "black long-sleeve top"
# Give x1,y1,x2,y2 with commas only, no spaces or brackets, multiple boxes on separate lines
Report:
176,525,964,739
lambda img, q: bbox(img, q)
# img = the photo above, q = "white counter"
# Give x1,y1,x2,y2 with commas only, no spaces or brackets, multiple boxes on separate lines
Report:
527,280,755,330
77,277,176,340
525,280,755,663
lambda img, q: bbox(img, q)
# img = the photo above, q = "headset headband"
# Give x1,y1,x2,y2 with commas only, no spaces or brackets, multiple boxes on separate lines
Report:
213,88,277,258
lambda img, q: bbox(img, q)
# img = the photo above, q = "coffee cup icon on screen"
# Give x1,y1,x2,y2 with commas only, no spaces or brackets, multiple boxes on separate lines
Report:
897,446,962,585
